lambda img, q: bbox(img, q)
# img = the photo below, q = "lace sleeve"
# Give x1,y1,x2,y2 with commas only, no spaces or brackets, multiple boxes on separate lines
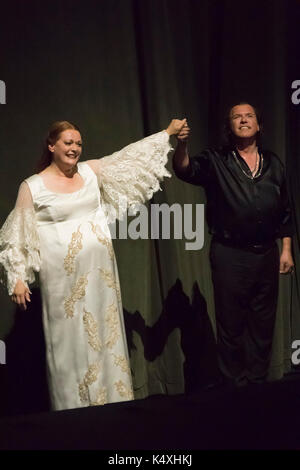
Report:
0,181,41,295
96,130,173,223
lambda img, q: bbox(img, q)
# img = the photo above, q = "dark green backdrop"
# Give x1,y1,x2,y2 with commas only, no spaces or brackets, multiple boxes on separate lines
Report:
0,0,299,413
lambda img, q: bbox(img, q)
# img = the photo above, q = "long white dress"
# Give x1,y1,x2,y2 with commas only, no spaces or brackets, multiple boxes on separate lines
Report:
0,130,172,411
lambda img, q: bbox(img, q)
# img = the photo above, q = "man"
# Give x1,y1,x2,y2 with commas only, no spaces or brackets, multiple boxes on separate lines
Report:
173,103,294,386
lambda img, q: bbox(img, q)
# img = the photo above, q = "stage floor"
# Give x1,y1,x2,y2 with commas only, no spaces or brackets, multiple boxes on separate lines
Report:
1,372,300,450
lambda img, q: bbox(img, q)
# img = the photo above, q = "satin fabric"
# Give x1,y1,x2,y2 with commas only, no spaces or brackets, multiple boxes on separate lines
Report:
174,147,293,245
26,163,133,410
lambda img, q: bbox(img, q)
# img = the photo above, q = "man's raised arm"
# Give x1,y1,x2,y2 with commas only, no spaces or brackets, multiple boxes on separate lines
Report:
172,120,191,174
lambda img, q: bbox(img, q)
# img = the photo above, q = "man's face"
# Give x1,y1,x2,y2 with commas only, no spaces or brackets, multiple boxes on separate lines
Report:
229,104,260,140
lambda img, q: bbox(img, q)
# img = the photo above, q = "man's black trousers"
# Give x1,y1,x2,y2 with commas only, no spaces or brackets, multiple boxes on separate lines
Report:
210,239,280,385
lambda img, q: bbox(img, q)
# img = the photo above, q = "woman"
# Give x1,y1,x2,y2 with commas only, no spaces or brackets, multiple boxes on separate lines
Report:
0,118,185,411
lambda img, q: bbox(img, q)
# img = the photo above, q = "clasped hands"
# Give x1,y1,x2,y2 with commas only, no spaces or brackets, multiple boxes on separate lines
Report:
166,118,190,142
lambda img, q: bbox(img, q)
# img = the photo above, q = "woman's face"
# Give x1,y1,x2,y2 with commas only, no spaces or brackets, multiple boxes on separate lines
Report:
48,129,82,168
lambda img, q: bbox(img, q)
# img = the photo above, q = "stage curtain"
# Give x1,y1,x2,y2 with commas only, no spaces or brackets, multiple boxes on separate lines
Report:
0,0,299,414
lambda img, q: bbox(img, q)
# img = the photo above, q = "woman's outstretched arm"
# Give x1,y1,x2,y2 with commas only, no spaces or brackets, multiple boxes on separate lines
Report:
85,119,186,222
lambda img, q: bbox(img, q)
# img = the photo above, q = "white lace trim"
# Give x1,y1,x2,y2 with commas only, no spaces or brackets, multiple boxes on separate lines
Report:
0,207,41,295
97,130,172,223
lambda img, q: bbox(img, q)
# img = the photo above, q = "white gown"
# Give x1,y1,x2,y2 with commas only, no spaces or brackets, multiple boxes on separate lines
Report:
0,130,172,411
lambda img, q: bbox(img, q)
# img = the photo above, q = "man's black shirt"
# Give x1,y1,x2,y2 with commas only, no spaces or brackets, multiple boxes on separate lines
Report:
174,147,293,245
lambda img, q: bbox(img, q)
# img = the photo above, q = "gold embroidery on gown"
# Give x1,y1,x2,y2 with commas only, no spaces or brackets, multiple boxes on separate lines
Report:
105,303,120,348
64,274,89,318
111,353,131,374
91,387,108,406
83,308,102,352
63,226,83,275
78,383,89,403
90,221,114,260
78,362,101,403
114,380,134,399
99,268,121,302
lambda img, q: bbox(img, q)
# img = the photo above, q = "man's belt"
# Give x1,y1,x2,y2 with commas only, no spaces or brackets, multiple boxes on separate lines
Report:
212,236,276,253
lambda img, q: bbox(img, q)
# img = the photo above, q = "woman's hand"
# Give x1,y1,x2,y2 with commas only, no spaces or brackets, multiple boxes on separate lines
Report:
166,118,188,136
11,280,31,311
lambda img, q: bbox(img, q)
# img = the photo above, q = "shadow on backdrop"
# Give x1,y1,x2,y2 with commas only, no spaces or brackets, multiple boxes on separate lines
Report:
124,279,220,394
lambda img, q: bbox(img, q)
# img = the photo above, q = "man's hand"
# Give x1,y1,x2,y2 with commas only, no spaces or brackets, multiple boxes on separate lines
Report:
279,251,294,274
11,280,31,311
172,120,190,172
176,121,190,143
166,118,187,136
